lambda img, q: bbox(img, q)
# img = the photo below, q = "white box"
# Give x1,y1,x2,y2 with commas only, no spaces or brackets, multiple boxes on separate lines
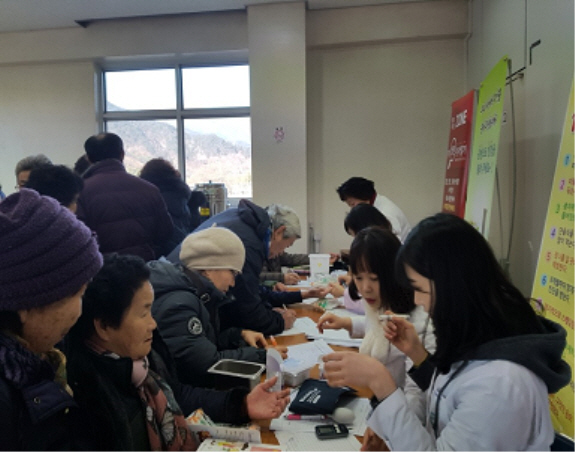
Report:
283,368,310,387
309,254,330,280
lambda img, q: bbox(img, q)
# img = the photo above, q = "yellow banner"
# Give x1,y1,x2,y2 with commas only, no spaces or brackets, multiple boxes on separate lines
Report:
464,56,508,236
532,79,574,438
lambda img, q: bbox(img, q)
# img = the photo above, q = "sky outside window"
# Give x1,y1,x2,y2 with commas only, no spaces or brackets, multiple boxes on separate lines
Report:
105,69,176,111
183,65,250,108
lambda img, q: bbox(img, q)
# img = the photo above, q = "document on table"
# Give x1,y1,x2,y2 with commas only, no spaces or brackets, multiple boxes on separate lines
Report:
276,308,364,337
283,339,334,375
275,317,312,337
275,431,361,451
294,317,363,348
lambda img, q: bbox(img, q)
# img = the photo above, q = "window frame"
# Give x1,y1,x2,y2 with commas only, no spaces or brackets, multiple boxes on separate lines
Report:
96,58,251,183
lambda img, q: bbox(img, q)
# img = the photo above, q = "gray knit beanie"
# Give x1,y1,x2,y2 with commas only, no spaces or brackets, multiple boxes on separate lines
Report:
180,226,245,273
0,188,103,311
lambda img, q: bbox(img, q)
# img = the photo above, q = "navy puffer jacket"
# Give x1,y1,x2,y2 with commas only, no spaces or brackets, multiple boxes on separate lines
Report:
167,199,285,335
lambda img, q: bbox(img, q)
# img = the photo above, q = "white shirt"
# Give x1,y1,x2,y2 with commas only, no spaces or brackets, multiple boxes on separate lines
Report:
373,194,411,242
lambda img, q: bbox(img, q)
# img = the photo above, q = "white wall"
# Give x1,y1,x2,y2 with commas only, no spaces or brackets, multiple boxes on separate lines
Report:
248,3,309,252
467,0,574,294
0,62,96,191
306,1,467,254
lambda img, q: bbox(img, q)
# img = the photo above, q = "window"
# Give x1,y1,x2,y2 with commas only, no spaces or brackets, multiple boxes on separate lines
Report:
100,64,251,199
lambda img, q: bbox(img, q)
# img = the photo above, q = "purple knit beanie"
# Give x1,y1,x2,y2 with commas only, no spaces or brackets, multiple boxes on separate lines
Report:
0,188,103,311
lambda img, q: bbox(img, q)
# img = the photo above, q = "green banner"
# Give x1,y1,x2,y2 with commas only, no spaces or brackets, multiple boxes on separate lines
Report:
464,56,508,236
532,79,574,438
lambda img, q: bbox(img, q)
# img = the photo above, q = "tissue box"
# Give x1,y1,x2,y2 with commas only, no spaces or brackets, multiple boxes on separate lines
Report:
207,359,265,391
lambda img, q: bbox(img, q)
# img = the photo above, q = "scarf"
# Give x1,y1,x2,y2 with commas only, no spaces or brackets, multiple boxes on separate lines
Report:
0,332,71,394
87,340,197,451
359,301,391,364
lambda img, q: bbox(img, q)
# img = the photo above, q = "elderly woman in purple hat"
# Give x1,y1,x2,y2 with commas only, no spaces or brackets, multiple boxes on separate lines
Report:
0,188,103,450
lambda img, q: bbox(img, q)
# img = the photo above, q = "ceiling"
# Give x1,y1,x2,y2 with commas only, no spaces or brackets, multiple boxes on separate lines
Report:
0,0,428,33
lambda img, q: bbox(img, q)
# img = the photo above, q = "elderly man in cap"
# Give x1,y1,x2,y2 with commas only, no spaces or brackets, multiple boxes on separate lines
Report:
0,188,103,450
149,226,288,388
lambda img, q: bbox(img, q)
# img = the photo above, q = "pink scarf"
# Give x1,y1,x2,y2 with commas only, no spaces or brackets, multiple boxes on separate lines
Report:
87,340,197,451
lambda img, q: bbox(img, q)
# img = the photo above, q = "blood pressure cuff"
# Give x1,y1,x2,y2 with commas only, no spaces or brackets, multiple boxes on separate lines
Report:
289,379,356,415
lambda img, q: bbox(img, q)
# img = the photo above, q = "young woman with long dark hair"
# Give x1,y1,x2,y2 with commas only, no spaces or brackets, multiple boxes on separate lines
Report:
322,213,570,450
318,227,435,421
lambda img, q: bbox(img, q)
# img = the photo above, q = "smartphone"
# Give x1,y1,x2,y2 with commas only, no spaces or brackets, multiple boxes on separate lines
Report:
315,423,349,440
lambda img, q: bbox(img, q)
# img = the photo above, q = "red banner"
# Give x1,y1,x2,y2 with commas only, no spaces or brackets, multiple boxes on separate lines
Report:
441,90,476,217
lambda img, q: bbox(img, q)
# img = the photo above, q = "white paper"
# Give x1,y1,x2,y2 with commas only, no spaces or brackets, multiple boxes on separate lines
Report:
275,317,315,337
291,317,322,336
275,431,361,451
197,439,283,451
283,339,334,375
187,424,262,443
336,397,371,436
296,317,363,348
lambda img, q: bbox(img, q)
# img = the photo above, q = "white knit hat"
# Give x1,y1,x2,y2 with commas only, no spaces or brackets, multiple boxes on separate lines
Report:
180,226,245,273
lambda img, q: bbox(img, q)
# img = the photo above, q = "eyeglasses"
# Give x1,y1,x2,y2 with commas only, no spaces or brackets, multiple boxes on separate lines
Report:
230,269,240,277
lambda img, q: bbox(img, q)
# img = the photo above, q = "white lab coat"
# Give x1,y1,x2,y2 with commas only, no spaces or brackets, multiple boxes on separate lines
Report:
351,304,435,422
368,359,554,450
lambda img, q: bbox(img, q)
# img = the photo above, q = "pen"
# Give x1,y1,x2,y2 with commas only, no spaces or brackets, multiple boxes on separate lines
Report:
269,335,278,347
283,304,288,311
379,314,410,321
285,414,327,421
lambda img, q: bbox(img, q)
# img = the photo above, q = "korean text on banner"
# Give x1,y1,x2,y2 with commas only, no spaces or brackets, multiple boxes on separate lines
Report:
441,90,476,217
531,79,574,438
464,56,508,237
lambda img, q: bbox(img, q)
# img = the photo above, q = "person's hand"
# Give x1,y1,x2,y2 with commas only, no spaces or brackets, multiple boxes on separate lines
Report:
337,274,352,286
273,282,288,292
283,272,300,285
302,286,330,299
316,312,351,333
241,330,267,348
273,307,297,330
327,282,345,298
246,376,291,420
322,352,396,399
361,427,386,451
329,253,340,264
382,311,427,365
